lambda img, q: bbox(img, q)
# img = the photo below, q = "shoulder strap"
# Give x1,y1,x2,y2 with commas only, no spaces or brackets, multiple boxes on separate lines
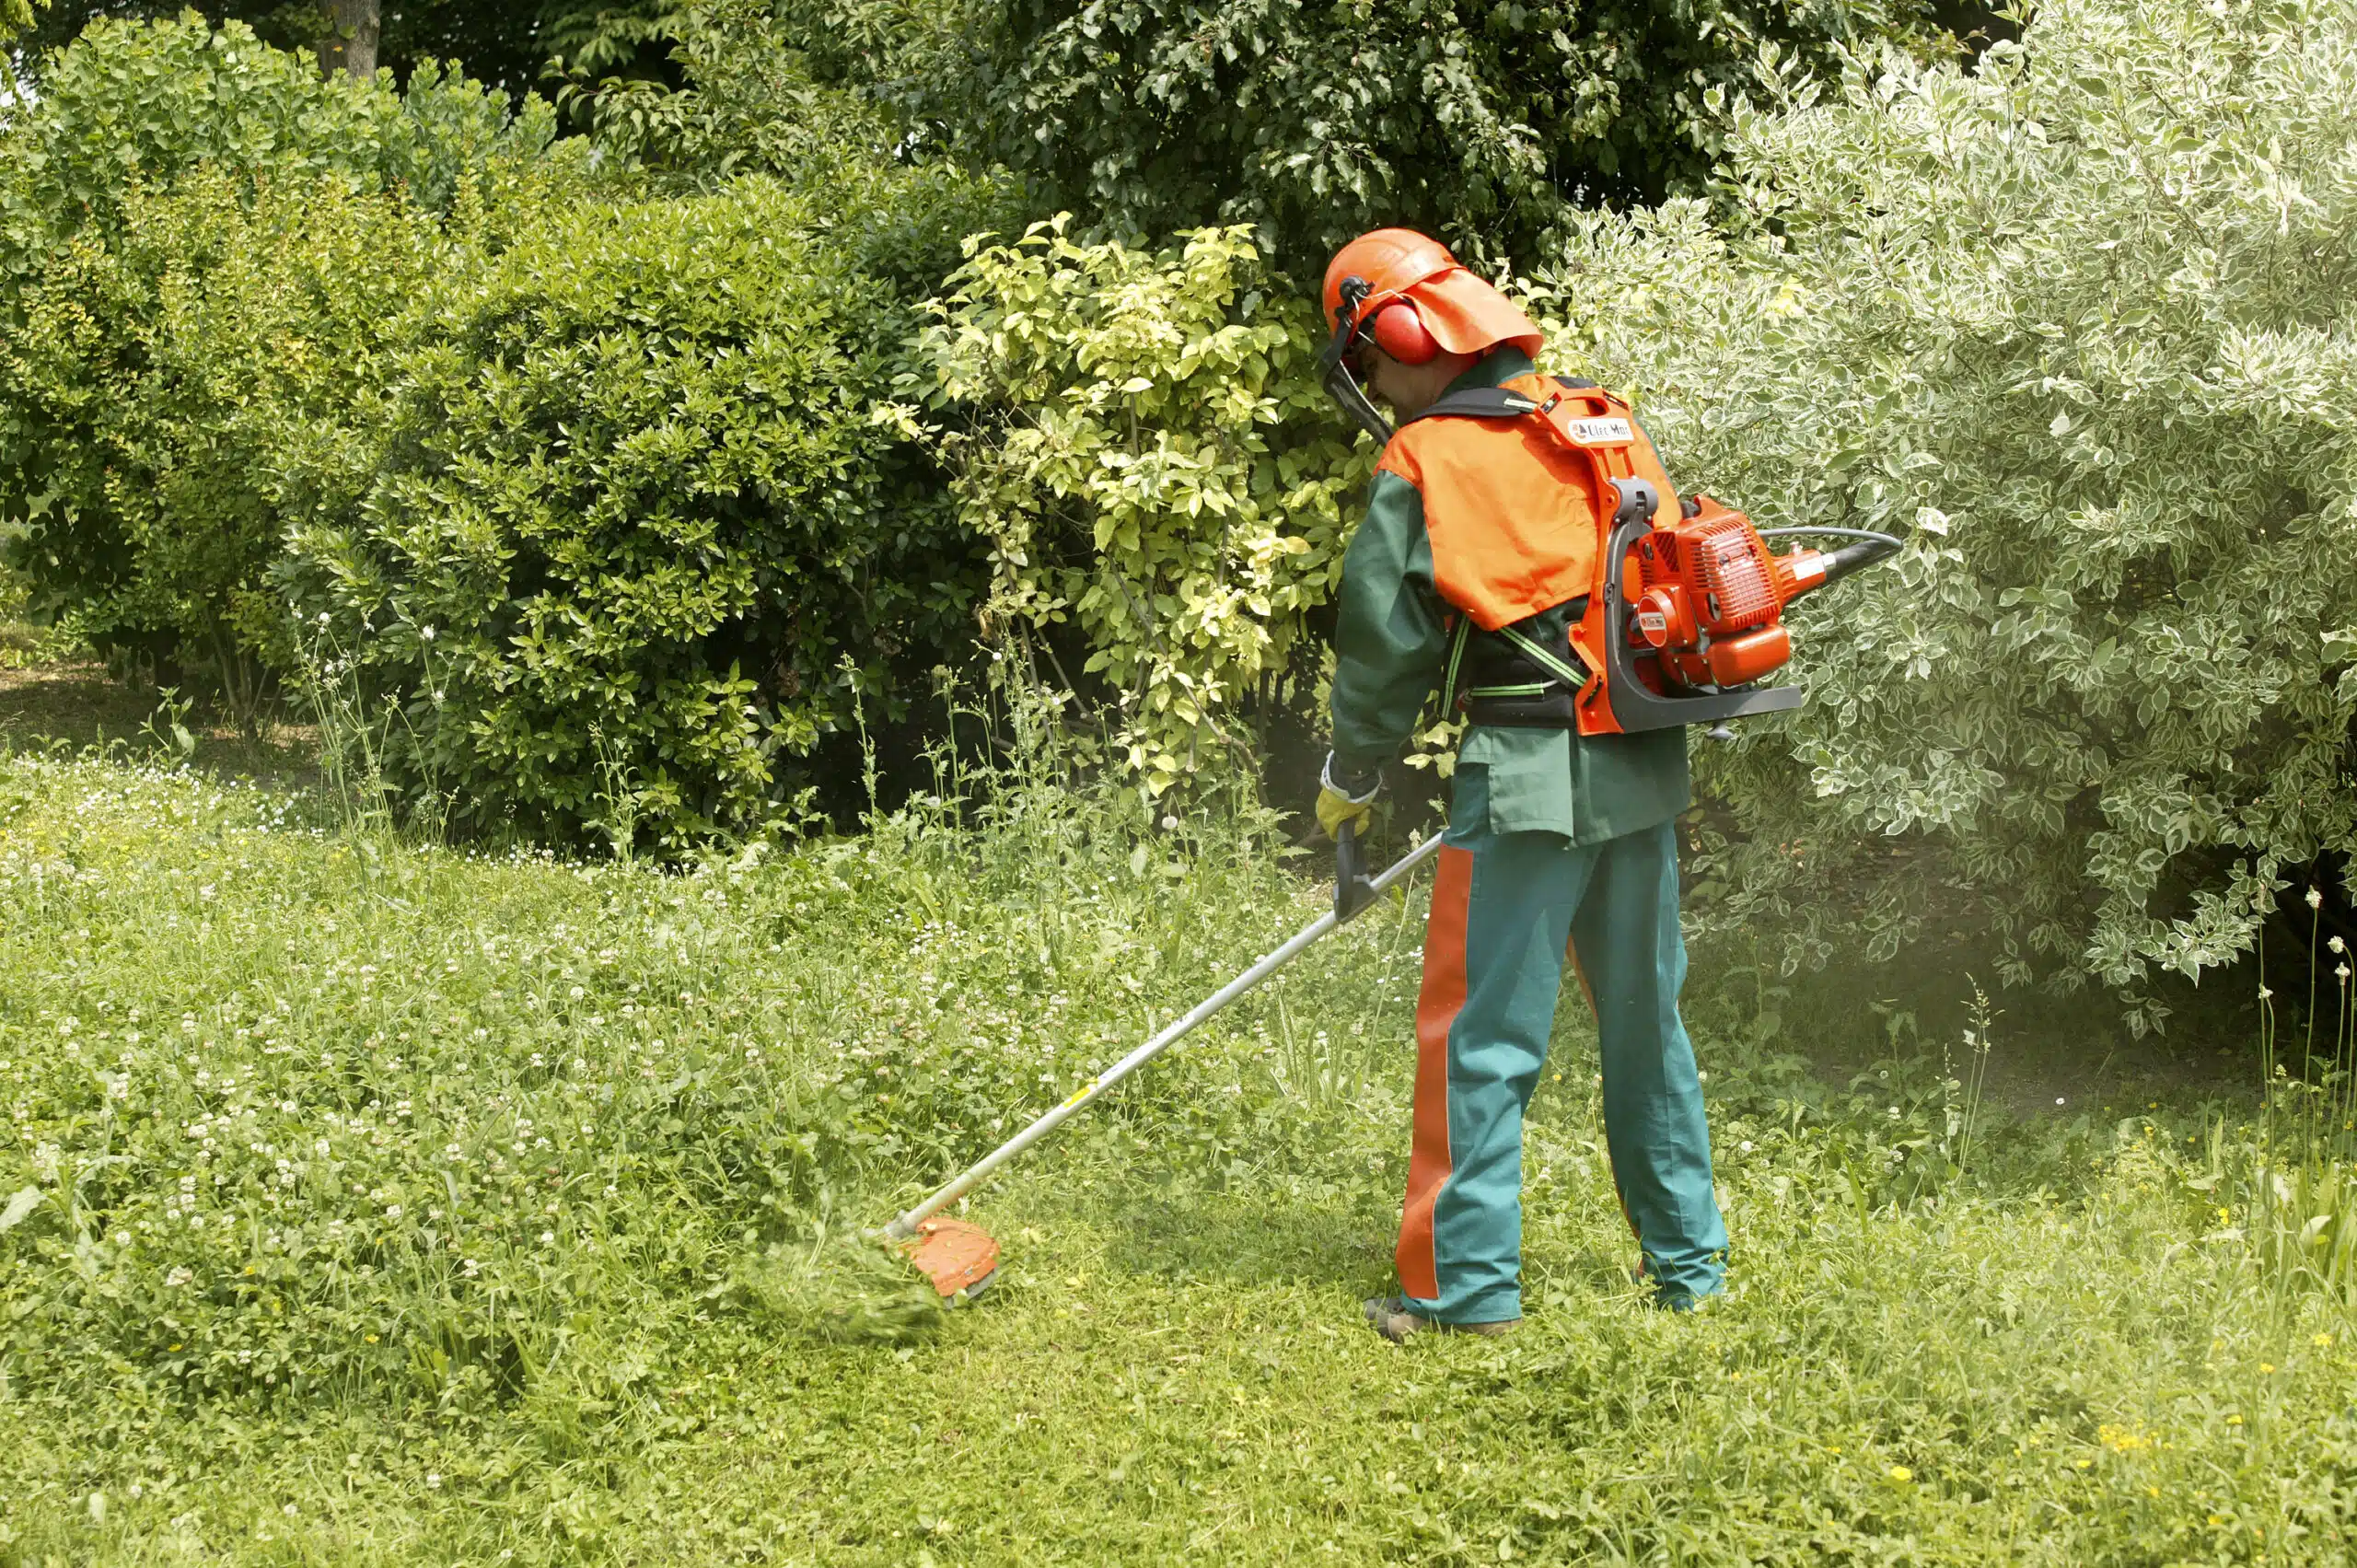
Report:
1400,375,1608,429
1401,386,1543,426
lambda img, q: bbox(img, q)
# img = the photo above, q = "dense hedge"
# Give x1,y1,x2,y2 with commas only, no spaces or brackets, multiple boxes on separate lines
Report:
282,176,989,846
787,0,1962,281
1522,0,2357,1022
0,17,557,703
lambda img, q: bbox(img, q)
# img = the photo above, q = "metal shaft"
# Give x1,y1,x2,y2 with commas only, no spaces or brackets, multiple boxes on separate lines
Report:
882,832,1446,1241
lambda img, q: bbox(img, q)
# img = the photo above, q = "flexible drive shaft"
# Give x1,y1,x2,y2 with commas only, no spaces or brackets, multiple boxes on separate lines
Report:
882,832,1447,1241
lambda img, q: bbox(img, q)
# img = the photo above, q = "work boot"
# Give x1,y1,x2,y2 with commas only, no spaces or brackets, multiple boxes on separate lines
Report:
1362,1296,1520,1343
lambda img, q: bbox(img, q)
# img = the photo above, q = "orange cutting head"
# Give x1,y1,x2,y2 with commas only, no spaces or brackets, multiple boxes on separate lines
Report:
897,1216,1000,1301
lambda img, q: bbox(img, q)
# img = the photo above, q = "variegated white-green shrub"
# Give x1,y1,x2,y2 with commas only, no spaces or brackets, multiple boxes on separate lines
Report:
916,220,1368,796
1523,0,2357,1026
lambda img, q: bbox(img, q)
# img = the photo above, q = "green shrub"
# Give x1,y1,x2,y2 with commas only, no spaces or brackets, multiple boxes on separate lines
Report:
282,175,989,847
918,219,1364,796
1520,0,2357,1025
0,16,561,704
0,170,450,715
821,0,1955,280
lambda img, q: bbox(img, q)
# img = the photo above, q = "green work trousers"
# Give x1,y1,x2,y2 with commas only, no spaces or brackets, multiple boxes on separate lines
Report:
1396,812,1727,1320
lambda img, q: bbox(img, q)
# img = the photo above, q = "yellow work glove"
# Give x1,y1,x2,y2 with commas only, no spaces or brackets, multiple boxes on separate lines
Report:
1316,754,1379,840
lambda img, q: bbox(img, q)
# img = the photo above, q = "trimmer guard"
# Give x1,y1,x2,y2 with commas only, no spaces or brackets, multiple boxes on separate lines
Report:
897,1216,1000,1301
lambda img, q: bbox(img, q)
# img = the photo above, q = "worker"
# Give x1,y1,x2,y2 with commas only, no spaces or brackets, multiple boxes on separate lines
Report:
1311,228,1727,1340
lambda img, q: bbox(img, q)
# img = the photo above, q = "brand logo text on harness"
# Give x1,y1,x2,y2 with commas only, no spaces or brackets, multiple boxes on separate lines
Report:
1561,416,1634,446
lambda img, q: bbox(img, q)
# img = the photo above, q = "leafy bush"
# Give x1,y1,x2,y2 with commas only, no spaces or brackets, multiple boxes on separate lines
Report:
0,16,560,703
919,220,1364,796
840,0,1955,279
1522,0,2357,1024
282,174,989,847
0,171,449,716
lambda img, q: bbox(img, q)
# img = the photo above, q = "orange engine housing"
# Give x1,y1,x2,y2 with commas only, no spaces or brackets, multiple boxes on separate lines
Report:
1627,495,1830,691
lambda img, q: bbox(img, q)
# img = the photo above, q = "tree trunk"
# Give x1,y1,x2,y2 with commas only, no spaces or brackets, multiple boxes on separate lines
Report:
316,0,380,79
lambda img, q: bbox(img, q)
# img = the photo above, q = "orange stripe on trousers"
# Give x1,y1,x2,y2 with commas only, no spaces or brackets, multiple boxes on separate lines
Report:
1399,843,1474,1300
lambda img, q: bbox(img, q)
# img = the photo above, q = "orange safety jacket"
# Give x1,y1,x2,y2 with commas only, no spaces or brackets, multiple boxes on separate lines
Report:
1375,373,1681,634
1376,373,1682,735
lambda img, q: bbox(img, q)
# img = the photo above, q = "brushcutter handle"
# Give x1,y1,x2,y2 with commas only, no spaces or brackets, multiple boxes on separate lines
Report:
1335,820,1378,923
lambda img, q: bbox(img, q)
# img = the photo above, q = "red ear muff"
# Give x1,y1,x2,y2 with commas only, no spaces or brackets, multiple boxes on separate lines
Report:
1365,301,1439,366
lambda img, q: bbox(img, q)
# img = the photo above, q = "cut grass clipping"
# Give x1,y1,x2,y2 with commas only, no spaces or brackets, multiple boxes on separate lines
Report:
728,1226,946,1344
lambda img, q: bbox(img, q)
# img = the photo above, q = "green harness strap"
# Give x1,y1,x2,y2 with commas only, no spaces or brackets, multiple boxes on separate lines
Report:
1439,617,1593,716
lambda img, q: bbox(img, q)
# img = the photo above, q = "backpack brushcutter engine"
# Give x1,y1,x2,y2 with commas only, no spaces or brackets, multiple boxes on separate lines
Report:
1587,479,1903,736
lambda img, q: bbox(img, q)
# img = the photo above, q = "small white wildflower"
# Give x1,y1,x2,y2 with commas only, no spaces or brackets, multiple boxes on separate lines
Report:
384,1203,401,1219
425,1473,442,1491
2055,1097,2067,1106
539,1230,555,1246
166,1265,193,1288
317,610,331,627
1739,1140,1755,1154
2333,935,2348,954
2309,888,2325,910
419,626,435,642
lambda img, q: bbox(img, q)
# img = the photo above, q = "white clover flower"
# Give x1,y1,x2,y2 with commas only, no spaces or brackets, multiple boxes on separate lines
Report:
383,1204,401,1219
2333,935,2347,954
167,1265,192,1288
419,626,435,642
2310,888,2325,909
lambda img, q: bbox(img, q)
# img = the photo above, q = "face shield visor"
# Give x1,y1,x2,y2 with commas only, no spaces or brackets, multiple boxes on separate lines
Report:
1318,276,1399,446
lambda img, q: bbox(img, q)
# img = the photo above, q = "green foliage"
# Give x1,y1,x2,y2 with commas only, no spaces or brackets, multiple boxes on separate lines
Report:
9,3,687,99
0,16,561,704
281,175,987,846
920,219,1364,795
1521,0,2357,1023
0,172,447,715
920,0,1952,280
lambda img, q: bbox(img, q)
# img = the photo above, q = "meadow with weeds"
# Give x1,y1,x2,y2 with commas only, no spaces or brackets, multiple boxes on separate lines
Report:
4,710,2356,1565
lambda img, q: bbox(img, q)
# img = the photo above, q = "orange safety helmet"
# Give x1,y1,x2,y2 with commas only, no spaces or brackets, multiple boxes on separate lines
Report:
1318,227,1545,442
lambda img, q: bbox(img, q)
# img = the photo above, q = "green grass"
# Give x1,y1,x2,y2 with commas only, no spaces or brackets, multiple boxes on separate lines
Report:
3,743,2355,1565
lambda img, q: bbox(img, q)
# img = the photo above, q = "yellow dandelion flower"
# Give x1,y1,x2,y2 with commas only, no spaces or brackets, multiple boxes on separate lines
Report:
2073,1458,2092,1469
2259,1363,2275,1374
2145,1486,2160,1499
2313,1333,2333,1347
1886,1465,1912,1484
2226,1414,2244,1426
2209,1513,2228,1527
